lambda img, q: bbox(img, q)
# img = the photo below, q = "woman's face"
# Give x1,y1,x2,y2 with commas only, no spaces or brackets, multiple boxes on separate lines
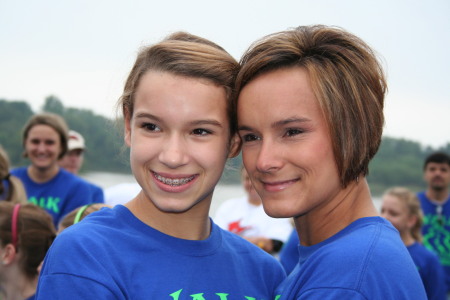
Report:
125,71,237,214
381,194,411,235
237,67,341,218
25,124,62,171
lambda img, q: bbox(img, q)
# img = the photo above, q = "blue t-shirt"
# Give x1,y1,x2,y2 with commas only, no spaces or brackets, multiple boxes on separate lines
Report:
417,191,450,292
279,229,299,275
275,217,427,299
11,167,103,226
408,242,446,300
36,205,286,299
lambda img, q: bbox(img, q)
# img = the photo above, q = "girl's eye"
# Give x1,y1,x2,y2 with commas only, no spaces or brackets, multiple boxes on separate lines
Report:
285,128,303,137
142,123,161,132
241,133,260,143
192,128,212,136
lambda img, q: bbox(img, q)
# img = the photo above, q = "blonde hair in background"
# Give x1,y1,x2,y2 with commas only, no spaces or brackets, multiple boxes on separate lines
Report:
0,145,27,203
383,187,423,243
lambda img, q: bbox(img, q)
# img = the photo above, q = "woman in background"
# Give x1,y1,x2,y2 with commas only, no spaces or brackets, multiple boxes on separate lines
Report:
0,145,27,203
381,187,446,300
0,202,56,299
11,113,102,226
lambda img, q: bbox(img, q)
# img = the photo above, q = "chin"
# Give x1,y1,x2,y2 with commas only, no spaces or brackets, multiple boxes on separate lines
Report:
261,203,294,218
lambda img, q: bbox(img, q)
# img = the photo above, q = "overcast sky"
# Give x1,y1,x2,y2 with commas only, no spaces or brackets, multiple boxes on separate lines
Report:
1,0,449,148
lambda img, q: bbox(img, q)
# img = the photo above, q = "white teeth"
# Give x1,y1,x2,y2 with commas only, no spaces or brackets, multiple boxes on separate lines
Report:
155,174,195,186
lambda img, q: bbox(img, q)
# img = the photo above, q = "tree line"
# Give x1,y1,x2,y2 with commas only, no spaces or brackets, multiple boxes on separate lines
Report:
1,97,449,195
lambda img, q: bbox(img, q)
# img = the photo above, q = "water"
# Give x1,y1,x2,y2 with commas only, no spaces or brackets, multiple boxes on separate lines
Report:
83,171,381,216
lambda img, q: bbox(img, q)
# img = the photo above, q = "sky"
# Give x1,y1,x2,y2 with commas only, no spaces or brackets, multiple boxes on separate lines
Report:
1,0,449,148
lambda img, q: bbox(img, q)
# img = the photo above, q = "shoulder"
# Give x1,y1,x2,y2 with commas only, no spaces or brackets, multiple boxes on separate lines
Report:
304,217,414,278
299,217,425,298
408,242,441,265
10,167,27,178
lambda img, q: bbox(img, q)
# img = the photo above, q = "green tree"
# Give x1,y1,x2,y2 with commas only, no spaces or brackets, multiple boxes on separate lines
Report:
42,95,65,115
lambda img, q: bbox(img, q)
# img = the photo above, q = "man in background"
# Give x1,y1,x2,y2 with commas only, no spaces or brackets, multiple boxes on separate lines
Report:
417,152,450,295
59,130,104,203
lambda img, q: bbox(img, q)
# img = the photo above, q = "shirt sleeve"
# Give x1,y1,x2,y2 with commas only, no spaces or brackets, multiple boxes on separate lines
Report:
36,274,120,300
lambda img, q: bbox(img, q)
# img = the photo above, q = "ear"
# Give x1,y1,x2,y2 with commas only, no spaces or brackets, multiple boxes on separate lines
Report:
1,244,17,265
124,114,132,148
228,134,242,158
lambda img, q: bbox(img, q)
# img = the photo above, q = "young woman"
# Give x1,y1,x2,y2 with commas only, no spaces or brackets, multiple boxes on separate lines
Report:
0,202,56,300
11,113,103,226
0,145,27,203
35,32,285,299
381,187,446,300
236,25,426,299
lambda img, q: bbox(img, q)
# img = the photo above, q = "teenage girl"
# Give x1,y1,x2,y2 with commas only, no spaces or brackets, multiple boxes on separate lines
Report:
35,32,285,299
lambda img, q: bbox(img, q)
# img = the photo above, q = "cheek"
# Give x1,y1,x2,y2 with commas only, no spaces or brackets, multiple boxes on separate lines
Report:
241,149,257,172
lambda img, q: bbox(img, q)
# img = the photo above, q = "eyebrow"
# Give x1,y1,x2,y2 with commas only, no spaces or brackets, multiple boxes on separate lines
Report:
238,117,310,131
134,112,223,128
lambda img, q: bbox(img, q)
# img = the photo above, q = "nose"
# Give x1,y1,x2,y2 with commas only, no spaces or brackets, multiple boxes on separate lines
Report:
36,141,47,152
158,134,189,168
255,140,282,173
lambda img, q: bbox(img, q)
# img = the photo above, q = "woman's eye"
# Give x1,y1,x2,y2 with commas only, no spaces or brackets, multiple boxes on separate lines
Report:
142,123,161,132
192,128,211,136
285,128,303,137
241,134,260,143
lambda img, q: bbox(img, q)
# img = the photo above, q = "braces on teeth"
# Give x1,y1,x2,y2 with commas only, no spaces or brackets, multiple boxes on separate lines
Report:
155,174,194,186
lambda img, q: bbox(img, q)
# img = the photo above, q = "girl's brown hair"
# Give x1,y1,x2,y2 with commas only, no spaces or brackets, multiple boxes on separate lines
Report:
119,31,240,136
0,203,56,279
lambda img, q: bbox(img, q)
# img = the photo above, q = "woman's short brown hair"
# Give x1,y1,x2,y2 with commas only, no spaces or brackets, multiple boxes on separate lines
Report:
236,25,387,187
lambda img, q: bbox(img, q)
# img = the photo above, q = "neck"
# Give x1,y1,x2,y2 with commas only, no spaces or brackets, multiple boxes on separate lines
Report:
1,267,37,300
426,188,449,203
401,233,416,247
27,164,59,183
125,191,212,240
294,178,378,246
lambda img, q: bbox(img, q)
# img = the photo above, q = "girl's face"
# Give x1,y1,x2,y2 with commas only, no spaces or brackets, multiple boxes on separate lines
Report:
125,71,237,214
381,194,412,235
237,67,341,218
25,124,62,171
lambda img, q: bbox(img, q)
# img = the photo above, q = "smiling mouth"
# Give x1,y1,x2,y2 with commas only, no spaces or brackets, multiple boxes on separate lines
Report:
153,172,196,186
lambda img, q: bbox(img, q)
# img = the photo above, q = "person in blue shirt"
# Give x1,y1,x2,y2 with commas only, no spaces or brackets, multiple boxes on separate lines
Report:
11,113,103,226
0,202,56,300
0,145,27,203
279,229,299,275
417,152,450,295
35,32,286,299
236,25,426,299
382,186,446,300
